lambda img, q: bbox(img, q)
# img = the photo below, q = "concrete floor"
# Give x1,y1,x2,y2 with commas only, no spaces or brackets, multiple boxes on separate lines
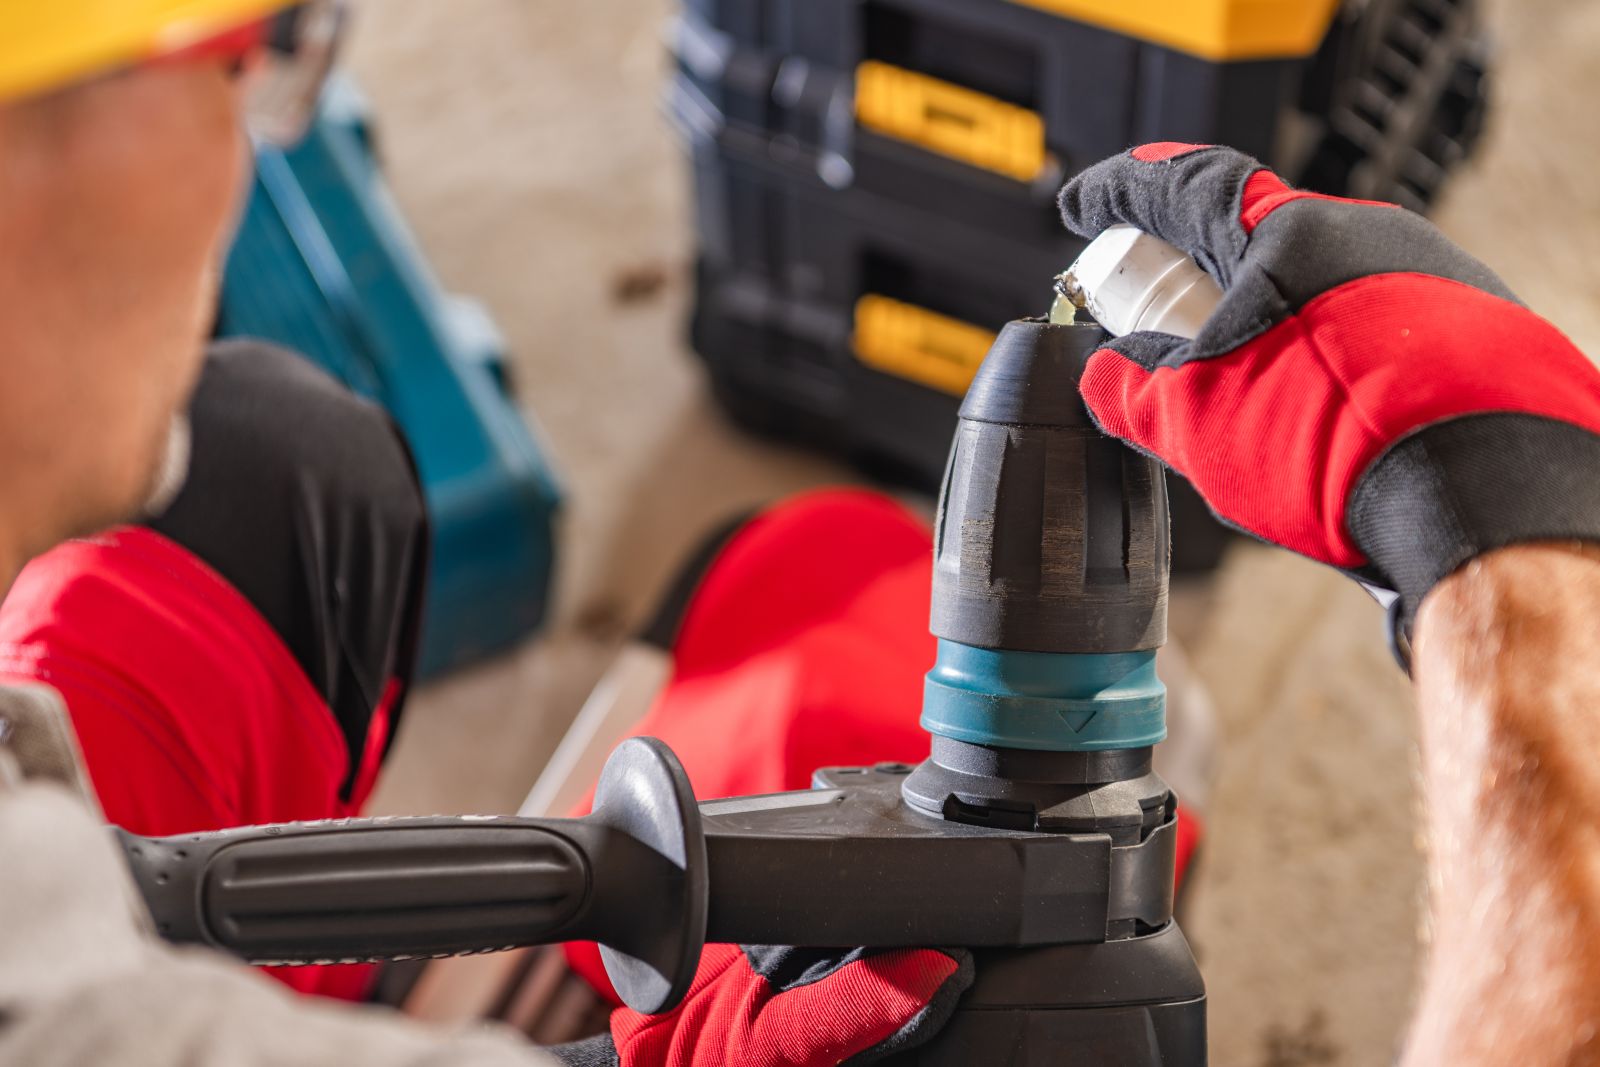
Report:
347,1,1600,1062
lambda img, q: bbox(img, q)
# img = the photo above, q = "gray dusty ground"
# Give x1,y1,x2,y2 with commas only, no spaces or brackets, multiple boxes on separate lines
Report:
346,2,1600,1062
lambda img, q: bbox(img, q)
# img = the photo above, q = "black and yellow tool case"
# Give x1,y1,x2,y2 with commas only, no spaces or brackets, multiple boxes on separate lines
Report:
671,0,1489,569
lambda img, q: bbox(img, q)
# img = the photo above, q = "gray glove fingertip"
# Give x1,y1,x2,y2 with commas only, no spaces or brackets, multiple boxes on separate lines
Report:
1059,145,1264,287
1094,329,1193,373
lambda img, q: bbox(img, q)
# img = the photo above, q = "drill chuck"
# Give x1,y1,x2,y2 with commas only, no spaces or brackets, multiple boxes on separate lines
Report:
922,317,1169,754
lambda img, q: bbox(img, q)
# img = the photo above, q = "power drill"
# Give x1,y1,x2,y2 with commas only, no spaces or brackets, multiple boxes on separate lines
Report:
116,248,1209,1063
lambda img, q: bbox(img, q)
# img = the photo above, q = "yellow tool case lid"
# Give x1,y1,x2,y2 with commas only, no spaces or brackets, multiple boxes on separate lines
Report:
1010,0,1342,61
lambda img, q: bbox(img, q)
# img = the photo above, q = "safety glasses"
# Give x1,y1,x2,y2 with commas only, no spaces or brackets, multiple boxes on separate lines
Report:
161,0,346,146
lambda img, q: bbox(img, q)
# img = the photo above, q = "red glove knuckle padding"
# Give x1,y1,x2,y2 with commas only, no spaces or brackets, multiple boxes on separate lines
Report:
1129,142,1213,163
1236,169,1397,233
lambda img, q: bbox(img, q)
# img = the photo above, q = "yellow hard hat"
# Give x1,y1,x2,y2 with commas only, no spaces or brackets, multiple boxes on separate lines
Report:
0,0,300,104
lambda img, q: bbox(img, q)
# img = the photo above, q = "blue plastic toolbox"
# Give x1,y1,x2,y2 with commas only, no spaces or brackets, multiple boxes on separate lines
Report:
218,77,562,678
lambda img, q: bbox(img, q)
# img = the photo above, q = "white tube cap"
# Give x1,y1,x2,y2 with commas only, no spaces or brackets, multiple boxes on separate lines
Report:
1064,224,1223,340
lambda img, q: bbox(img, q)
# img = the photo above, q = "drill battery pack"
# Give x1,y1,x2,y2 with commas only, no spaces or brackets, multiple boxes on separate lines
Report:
218,78,562,678
674,0,1489,570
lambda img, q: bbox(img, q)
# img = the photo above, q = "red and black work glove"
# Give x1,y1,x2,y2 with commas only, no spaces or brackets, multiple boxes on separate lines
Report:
1058,142,1600,655
549,943,971,1066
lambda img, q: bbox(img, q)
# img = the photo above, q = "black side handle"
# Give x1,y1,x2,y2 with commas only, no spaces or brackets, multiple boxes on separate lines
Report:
115,737,707,1015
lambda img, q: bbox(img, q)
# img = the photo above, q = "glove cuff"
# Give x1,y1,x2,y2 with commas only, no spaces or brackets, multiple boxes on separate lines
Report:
1349,413,1600,647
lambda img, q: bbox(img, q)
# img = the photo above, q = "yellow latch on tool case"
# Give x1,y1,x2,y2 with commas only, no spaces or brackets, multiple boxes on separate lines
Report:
853,294,997,397
855,61,1047,182
1007,0,1341,61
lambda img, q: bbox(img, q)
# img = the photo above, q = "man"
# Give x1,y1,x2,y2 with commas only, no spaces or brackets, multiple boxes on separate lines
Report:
1,6,1598,1067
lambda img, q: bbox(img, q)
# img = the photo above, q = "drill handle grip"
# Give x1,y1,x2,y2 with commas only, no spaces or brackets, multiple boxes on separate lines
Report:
115,737,709,1015
116,816,625,962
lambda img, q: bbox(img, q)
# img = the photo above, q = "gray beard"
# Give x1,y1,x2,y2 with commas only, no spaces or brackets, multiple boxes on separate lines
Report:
137,414,191,520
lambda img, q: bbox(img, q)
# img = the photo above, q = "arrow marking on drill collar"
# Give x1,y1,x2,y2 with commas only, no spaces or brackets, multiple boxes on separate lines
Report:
1058,709,1098,733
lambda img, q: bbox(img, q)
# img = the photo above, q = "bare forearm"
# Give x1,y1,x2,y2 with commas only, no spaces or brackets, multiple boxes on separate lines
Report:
1406,544,1600,1065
